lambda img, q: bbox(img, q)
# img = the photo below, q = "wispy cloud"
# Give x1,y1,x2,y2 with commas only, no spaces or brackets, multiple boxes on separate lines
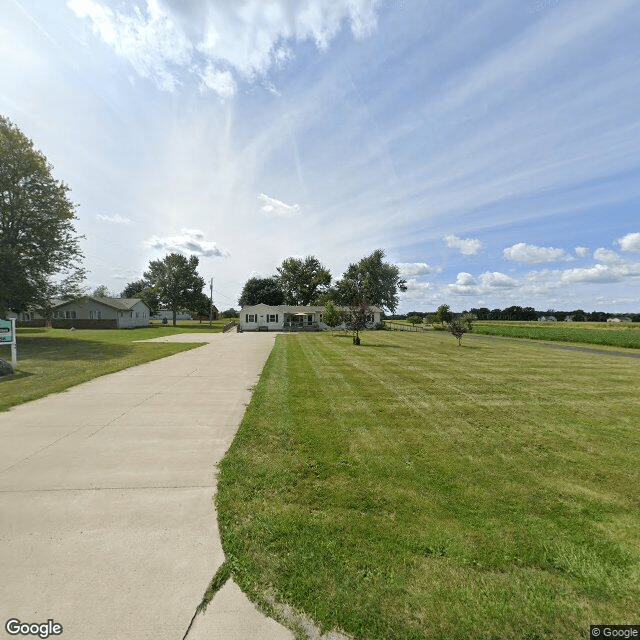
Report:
504,242,571,263
145,228,228,257
257,193,300,218
443,235,483,256
96,213,134,225
575,247,590,257
67,0,379,96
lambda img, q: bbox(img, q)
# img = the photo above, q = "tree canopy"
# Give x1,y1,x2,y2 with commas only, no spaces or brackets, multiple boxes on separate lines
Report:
238,277,285,307
276,255,332,306
142,253,205,325
335,249,407,313
0,116,85,316
121,279,160,316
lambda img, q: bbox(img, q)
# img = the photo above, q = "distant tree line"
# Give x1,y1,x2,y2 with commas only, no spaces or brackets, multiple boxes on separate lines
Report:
387,306,640,322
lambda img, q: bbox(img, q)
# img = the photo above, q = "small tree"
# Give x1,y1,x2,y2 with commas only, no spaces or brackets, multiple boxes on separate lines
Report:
448,318,467,346
407,315,422,326
323,301,342,335
220,308,238,319
345,297,371,345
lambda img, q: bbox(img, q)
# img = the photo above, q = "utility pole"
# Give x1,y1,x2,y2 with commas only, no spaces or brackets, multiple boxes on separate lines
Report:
209,277,213,327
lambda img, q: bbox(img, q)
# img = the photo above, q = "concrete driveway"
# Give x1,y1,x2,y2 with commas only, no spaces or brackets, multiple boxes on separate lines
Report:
0,331,293,640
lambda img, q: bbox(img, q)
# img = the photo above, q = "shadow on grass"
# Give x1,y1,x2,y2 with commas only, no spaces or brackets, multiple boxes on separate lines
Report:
360,343,405,349
16,328,49,334
15,337,131,361
0,370,34,382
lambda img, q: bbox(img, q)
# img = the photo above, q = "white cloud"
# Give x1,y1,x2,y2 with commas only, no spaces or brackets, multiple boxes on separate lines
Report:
68,0,379,96
479,271,518,288
96,213,134,225
616,232,640,252
396,262,438,277
447,272,477,295
258,193,300,217
593,248,623,264
443,234,483,256
503,242,570,263
559,264,621,284
145,228,228,257
575,246,590,257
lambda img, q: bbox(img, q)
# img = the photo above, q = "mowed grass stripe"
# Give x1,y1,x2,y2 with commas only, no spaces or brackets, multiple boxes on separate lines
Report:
216,331,640,640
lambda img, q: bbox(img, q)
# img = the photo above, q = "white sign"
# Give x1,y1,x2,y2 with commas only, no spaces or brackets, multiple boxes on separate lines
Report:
0,318,17,370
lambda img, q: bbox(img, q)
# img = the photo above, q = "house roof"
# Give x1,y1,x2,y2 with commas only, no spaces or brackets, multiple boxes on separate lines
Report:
53,296,146,311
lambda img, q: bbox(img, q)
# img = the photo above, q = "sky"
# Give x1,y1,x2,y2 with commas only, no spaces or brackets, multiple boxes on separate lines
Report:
2,0,639,313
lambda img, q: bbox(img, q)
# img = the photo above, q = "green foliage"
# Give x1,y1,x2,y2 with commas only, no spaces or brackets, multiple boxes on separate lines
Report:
344,297,371,345
238,277,285,307
220,308,238,319
434,304,453,324
142,253,206,326
92,284,112,297
407,314,423,326
0,116,85,316
448,318,467,345
322,301,342,330
276,255,332,305
121,279,160,316
335,249,407,313
461,312,474,331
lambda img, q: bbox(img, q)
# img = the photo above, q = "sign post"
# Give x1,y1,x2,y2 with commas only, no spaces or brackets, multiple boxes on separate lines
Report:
0,318,17,371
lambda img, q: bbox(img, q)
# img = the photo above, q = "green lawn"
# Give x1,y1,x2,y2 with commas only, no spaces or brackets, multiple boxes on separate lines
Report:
0,322,228,411
216,331,640,640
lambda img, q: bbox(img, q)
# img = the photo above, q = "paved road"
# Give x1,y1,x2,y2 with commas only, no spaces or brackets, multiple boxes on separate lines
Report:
0,332,293,640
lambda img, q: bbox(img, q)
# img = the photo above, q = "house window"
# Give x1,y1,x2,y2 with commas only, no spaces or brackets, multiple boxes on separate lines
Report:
89,311,95,319
366,314,374,323
246,314,256,323
267,314,278,323
97,311,102,319
136,312,139,318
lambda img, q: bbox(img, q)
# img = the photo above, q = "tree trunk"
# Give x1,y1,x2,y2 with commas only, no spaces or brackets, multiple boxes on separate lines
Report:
172,309,177,327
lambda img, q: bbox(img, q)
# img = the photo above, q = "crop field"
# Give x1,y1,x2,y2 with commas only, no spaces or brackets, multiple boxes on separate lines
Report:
472,321,640,349
216,330,640,640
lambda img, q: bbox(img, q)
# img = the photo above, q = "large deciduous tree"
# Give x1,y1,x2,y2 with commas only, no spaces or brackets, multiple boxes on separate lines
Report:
238,277,285,307
121,279,160,316
335,249,407,314
0,116,85,316
142,253,205,326
276,255,332,306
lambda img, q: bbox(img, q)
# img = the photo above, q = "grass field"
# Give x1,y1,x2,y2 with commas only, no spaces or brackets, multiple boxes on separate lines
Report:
0,320,229,411
216,331,640,640
473,321,640,349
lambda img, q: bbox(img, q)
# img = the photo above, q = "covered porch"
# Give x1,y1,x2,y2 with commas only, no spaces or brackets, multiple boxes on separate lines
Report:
282,311,320,332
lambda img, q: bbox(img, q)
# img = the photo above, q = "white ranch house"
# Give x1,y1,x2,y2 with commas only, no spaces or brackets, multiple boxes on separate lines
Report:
239,303,381,332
